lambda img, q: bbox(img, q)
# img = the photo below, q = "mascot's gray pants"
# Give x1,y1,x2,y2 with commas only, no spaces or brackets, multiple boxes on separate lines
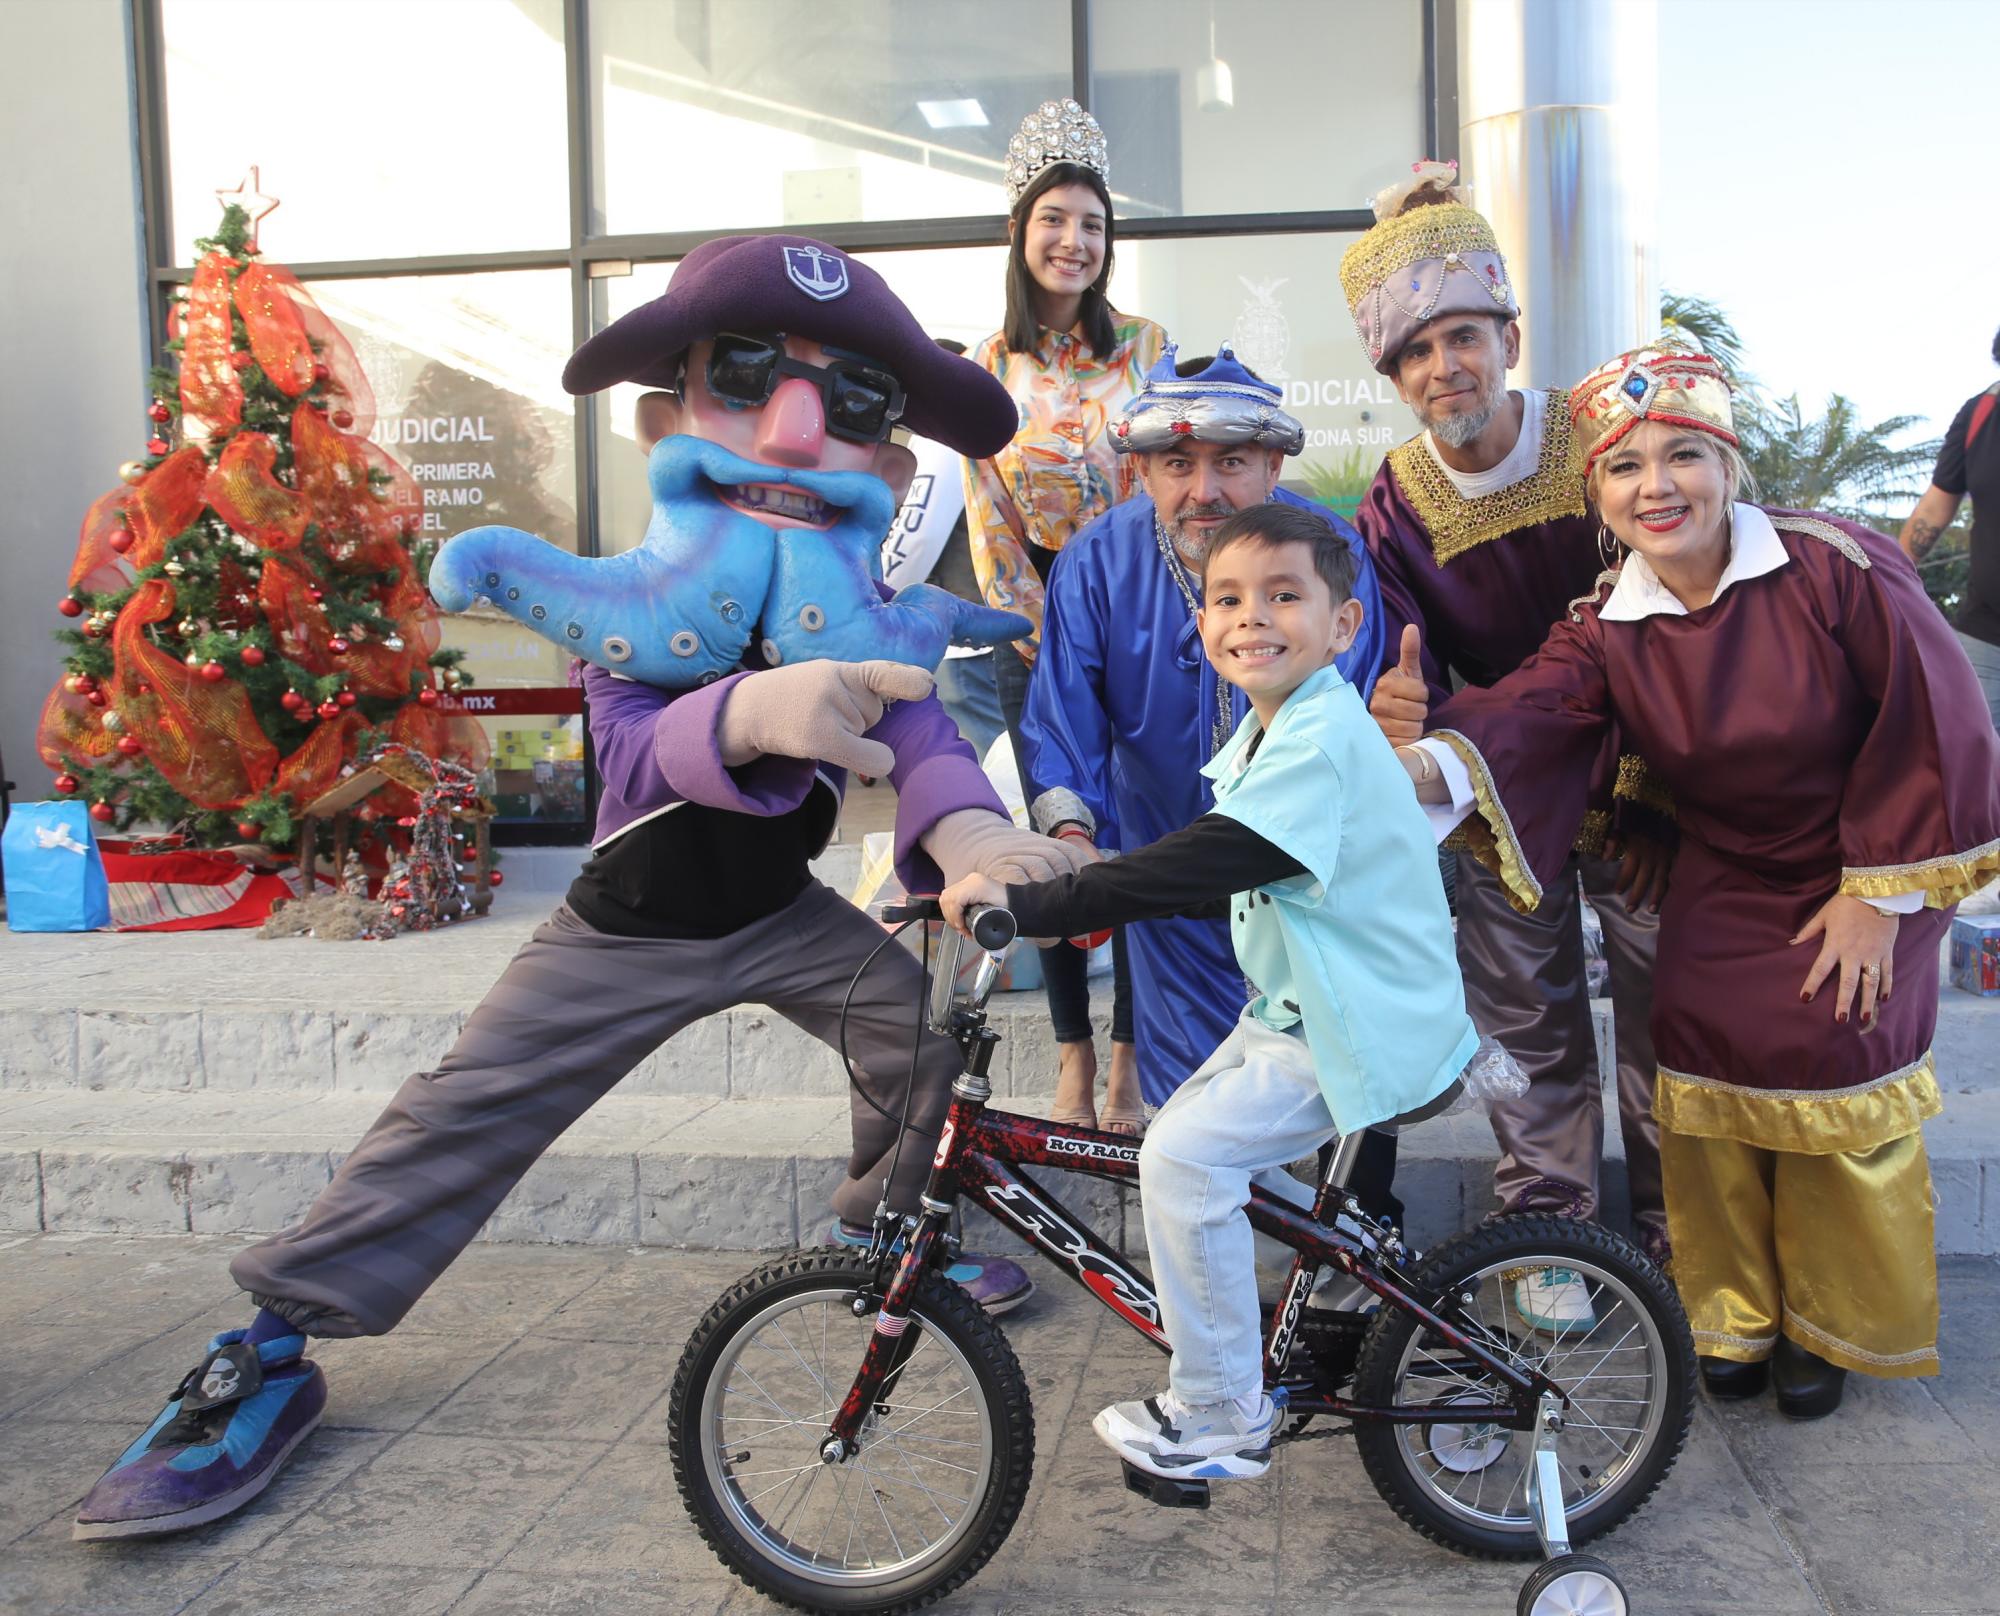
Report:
232,887,958,1337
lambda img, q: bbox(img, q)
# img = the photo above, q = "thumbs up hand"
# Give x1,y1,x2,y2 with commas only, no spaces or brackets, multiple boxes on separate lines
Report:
1370,623,1432,744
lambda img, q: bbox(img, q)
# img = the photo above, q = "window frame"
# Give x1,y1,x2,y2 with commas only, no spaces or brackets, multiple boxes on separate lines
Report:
130,0,1456,842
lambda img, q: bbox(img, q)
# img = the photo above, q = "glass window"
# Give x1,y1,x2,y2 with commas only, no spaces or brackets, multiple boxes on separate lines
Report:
161,0,569,262
588,0,1071,234
308,269,584,825
1090,0,1425,220
1114,232,1402,516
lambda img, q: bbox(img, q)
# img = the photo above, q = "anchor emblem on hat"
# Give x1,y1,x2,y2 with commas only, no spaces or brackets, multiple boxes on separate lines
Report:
783,243,850,302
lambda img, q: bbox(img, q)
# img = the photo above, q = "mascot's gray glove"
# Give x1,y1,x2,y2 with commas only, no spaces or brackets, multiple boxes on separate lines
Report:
715,659,933,777
921,809,1101,887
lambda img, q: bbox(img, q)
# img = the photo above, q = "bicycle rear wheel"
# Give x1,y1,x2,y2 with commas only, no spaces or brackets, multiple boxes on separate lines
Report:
668,1250,1034,1614
1351,1214,1694,1559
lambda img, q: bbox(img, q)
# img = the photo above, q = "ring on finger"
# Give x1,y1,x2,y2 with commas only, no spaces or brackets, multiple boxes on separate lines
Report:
1861,963,1881,980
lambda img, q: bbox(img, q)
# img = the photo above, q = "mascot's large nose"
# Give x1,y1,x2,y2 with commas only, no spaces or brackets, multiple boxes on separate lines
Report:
753,376,826,467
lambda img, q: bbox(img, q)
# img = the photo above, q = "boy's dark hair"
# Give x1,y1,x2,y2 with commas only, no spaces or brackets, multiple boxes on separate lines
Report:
1991,323,1999,366
1201,504,1360,604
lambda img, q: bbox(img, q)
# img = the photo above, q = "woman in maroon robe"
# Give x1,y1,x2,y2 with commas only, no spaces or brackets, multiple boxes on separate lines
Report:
1393,339,2000,1419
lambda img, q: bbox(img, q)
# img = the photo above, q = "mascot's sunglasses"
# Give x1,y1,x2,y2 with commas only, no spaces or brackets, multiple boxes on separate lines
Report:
705,332,905,445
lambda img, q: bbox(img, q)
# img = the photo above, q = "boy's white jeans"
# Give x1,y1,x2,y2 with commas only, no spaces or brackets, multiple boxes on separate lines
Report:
1141,1009,1336,1406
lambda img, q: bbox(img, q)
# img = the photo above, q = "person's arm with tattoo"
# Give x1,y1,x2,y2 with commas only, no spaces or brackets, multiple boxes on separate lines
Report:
1899,484,1963,564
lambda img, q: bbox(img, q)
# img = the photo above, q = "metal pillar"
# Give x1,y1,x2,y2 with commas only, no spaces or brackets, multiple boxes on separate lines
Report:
1456,0,1659,392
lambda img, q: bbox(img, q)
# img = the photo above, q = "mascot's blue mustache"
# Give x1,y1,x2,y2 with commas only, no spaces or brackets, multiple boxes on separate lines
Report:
426,435,1030,688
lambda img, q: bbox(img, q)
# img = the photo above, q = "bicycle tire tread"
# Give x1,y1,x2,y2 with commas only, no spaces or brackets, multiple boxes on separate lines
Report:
1349,1215,1695,1561
668,1248,1036,1615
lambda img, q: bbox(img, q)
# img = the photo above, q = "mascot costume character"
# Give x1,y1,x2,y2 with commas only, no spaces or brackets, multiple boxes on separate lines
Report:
72,235,1090,1543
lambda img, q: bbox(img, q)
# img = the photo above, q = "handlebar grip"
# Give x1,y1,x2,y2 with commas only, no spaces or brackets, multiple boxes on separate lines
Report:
967,904,1017,952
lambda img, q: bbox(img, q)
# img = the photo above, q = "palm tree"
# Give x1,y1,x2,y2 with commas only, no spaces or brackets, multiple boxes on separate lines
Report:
1740,392,1938,523
1660,291,1754,391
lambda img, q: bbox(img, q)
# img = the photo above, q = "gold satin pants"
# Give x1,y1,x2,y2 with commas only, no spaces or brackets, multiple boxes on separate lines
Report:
1659,1126,1939,1378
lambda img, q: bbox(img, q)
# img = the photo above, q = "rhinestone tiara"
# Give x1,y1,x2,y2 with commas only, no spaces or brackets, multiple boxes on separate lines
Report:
1004,98,1109,207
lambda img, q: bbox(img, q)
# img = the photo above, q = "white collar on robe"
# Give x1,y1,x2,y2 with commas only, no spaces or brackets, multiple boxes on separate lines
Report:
1598,503,1787,622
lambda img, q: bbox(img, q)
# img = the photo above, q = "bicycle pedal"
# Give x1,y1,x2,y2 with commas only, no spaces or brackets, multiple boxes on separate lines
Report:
1121,1460,1211,1509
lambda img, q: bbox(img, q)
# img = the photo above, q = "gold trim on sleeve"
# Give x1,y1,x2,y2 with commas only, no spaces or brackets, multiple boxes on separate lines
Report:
1654,1052,1942,1155
1840,833,2000,909
1613,754,1675,817
1431,729,1544,913
1771,514,1872,569
1385,390,1589,565
1573,809,1611,858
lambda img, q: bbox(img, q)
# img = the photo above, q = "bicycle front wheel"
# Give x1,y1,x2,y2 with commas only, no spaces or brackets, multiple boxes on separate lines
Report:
1351,1214,1694,1559
668,1250,1034,1614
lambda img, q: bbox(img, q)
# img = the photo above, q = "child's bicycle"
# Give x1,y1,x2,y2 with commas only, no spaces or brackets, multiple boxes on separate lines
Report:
668,900,1694,1616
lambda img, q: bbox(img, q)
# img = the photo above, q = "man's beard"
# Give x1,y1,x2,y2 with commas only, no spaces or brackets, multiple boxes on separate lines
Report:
1422,371,1507,449
1165,501,1234,565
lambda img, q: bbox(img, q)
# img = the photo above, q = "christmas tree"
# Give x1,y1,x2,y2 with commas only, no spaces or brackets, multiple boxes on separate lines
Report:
39,196,483,852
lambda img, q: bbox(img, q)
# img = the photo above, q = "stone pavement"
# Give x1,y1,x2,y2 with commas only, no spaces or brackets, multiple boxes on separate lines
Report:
1,1233,1995,1616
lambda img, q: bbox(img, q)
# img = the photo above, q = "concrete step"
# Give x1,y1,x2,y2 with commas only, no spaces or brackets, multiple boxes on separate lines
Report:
0,1085,1994,1255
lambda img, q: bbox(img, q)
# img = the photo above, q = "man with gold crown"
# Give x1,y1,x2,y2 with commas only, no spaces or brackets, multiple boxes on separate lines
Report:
1345,161,1673,1333
1392,334,2000,1415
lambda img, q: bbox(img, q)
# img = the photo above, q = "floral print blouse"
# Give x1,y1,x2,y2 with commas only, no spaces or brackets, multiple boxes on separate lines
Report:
962,312,1168,659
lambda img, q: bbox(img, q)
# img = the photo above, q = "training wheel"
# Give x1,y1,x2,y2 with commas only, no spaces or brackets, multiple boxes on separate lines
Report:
1516,1553,1628,1616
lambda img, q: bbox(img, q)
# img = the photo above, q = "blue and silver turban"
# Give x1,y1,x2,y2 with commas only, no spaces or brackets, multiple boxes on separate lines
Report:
1111,344,1306,457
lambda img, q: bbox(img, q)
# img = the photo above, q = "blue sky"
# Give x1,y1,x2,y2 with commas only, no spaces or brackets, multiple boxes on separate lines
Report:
1656,0,1997,455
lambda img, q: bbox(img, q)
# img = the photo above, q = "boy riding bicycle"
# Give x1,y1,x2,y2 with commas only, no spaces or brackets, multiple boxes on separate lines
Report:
943,502,1478,1483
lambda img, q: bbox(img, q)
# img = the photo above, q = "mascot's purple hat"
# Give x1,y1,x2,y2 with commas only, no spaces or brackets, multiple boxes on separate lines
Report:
562,234,1018,459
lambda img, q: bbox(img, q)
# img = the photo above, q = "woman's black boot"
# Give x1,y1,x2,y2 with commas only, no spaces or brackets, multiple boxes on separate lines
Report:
1772,1337,1846,1419
1698,1354,1769,1399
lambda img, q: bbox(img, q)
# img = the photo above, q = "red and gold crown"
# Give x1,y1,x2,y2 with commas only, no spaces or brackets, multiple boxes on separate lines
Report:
1570,336,1737,473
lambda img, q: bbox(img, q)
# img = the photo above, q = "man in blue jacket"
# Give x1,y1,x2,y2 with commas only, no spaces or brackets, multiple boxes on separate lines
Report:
1023,347,1387,1124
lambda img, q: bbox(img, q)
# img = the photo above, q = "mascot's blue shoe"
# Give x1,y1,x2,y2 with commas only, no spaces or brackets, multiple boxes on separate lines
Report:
830,1221,1034,1316
73,1328,325,1540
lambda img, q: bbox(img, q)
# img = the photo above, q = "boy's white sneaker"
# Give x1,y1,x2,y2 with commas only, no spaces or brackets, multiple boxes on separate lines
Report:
1093,1389,1278,1481
1512,1266,1596,1335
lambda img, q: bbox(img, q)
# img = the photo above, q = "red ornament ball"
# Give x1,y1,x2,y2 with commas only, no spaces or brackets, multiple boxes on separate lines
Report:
396,816,418,829
89,802,116,823
240,645,266,667
331,409,355,430
53,773,79,794
280,688,303,711
82,621,103,638
230,351,255,372
312,361,330,383
336,690,357,708
306,585,325,604
235,820,262,840
199,661,226,683
148,401,171,423
488,870,505,888
327,636,350,656
416,688,439,707
85,689,109,708
116,735,143,757
316,699,341,720
109,529,134,554
146,437,169,456
58,597,84,617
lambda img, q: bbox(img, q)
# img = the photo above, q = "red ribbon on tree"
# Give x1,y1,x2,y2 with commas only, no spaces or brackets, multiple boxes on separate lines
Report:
179,251,243,436
123,446,210,571
111,579,278,808
67,488,136,595
204,432,309,551
232,261,316,397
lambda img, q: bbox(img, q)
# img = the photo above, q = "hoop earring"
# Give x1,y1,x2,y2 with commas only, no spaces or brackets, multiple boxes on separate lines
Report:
1597,523,1623,572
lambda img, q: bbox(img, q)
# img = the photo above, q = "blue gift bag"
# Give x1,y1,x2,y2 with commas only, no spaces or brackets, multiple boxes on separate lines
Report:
3,802,112,932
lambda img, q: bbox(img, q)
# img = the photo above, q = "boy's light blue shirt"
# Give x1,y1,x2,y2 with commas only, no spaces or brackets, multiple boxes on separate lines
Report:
1200,661,1479,1134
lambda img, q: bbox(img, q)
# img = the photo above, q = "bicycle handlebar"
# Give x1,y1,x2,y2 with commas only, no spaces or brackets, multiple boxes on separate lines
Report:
878,897,1018,953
